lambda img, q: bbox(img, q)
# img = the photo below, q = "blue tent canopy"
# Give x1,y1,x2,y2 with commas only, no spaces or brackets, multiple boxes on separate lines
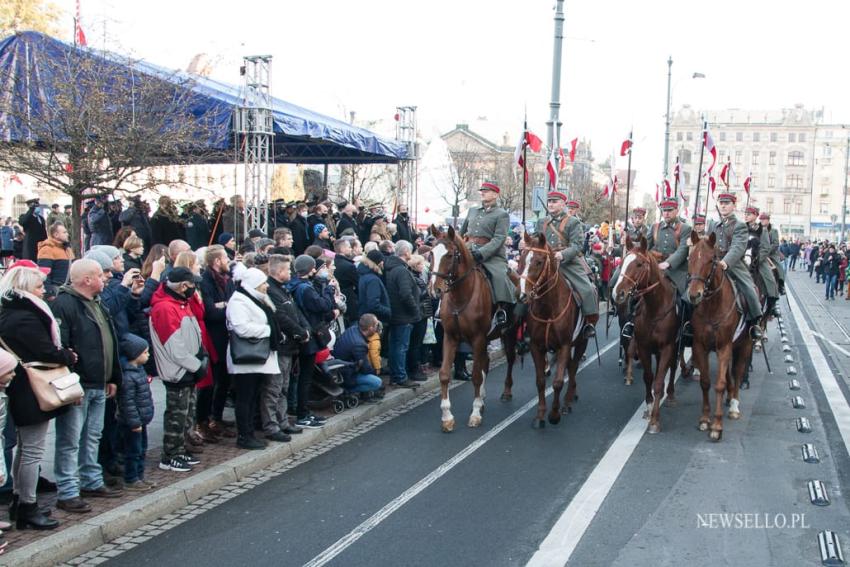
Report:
0,31,409,164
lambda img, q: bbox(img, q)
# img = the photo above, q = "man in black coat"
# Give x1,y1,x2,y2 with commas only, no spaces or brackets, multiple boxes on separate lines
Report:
19,198,47,260
336,204,361,238
185,201,211,251
383,240,421,388
290,203,311,256
333,238,359,326
264,255,310,438
119,197,153,255
392,204,416,243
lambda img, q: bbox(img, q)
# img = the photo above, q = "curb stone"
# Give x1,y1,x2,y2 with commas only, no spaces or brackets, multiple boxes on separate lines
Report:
0,350,505,567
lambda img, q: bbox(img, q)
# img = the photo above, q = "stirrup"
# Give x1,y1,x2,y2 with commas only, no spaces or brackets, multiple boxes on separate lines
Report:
749,324,763,340
621,322,634,339
488,309,507,335
582,323,597,339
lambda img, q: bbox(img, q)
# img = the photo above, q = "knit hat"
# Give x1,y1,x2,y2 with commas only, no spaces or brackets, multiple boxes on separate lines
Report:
120,333,149,361
366,249,384,265
218,232,234,246
241,267,267,290
167,267,196,284
84,249,113,271
0,348,17,377
91,245,121,260
248,228,265,239
313,223,327,236
294,254,316,276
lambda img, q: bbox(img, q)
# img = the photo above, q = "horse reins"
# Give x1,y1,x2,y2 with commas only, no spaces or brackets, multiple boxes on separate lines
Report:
431,240,480,323
687,249,737,329
522,246,576,347
620,251,673,322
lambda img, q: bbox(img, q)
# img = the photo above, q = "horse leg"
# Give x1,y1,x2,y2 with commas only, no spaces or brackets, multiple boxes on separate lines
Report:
468,338,488,428
439,337,458,433
624,338,634,385
531,345,548,428
710,345,731,441
638,344,654,420
729,339,751,420
500,324,517,402
649,348,674,434
549,346,570,425
694,345,711,432
666,344,678,406
563,338,585,413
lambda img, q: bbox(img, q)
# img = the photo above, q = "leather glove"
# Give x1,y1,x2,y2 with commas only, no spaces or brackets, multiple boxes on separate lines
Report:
471,248,484,264
191,352,209,382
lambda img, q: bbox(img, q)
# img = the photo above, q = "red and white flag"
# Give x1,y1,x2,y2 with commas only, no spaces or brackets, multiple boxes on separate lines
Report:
673,161,684,189
708,176,717,195
601,175,618,201
664,179,673,198
558,147,567,171
704,126,717,173
743,172,752,195
655,183,661,203
514,129,543,170
75,0,87,47
620,137,632,157
719,162,732,187
569,137,578,162
546,147,558,190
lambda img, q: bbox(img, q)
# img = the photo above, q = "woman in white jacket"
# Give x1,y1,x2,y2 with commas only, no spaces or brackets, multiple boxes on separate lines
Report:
226,268,281,450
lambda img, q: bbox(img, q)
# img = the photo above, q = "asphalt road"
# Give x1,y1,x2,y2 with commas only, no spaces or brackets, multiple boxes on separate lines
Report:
85,280,850,567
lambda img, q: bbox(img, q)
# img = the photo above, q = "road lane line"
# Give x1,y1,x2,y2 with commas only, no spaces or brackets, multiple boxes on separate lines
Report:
787,288,850,457
303,340,619,567
810,331,850,358
802,282,850,342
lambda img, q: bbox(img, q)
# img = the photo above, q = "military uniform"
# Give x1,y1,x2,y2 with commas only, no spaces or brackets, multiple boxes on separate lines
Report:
764,222,786,291
646,217,692,296
708,213,762,321
749,222,779,299
460,204,515,305
536,211,598,316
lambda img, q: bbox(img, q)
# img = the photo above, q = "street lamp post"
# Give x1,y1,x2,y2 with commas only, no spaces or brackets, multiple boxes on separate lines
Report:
663,56,673,180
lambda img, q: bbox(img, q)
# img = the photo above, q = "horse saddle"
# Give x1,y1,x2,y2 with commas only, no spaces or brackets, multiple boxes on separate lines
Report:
725,276,748,341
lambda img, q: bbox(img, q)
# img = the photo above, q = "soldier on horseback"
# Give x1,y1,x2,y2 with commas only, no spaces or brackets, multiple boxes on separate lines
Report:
744,206,780,318
759,212,786,295
460,182,516,334
536,192,599,339
692,214,707,238
707,193,764,340
625,206,649,241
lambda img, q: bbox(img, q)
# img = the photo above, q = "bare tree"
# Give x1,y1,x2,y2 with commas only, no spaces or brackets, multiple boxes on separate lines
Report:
335,163,396,206
0,34,225,253
1,1,61,37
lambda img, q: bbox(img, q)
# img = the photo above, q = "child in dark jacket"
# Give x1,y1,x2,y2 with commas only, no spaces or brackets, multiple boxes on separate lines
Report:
118,334,156,491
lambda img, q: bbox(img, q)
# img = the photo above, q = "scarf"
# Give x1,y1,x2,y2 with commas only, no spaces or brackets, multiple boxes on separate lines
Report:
16,290,62,348
211,266,231,297
236,287,281,352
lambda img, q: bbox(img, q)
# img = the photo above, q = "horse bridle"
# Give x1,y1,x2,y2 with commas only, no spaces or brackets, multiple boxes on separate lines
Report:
522,246,560,300
431,241,475,292
687,252,722,299
619,252,660,298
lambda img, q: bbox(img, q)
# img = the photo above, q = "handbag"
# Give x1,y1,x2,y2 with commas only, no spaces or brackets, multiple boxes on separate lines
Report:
312,322,332,349
229,332,270,364
0,338,83,411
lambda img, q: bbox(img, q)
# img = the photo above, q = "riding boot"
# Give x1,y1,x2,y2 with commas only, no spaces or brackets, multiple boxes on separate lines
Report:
16,502,59,531
621,320,635,339
488,303,508,335
582,313,599,339
767,296,780,318
748,320,763,340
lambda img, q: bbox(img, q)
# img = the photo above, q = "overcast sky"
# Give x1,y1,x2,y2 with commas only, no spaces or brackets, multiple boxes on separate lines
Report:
67,0,850,199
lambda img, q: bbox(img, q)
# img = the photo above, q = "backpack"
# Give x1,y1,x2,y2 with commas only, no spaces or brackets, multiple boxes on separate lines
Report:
293,282,332,348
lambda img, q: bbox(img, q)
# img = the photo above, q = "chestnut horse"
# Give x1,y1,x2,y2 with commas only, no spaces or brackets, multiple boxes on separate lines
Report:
687,232,754,441
428,226,518,432
611,235,681,433
518,232,587,428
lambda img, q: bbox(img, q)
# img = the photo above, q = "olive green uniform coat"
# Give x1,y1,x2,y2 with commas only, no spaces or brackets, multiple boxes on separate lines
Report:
708,214,762,320
750,224,778,299
536,212,598,316
646,218,693,296
460,205,516,304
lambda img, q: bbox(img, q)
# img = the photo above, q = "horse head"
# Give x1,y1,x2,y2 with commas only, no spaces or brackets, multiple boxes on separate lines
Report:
612,234,658,304
429,224,473,296
687,230,718,306
519,232,555,299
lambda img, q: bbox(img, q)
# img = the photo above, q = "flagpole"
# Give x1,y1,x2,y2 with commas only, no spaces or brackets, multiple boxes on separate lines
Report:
673,156,680,198
622,130,633,231
522,118,528,225
693,119,707,221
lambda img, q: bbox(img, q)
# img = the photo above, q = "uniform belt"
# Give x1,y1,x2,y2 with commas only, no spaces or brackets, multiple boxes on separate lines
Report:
470,236,491,246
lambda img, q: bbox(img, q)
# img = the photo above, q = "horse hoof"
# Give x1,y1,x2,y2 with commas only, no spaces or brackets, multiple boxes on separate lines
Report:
544,368,551,377
665,398,677,407
729,410,741,420
548,415,561,425
441,419,455,433
500,393,512,402
624,378,633,386
698,421,709,431
468,416,482,428
647,423,661,434
531,419,546,429
709,430,722,442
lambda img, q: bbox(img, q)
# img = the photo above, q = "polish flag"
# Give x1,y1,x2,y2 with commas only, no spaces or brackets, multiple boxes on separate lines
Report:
708,176,717,194
75,0,87,47
655,183,660,203
569,137,578,162
664,180,673,198
514,129,543,170
620,138,632,157
546,147,558,189
674,162,684,188
601,175,618,201
719,162,732,187
704,127,717,173
558,147,567,171
743,173,752,195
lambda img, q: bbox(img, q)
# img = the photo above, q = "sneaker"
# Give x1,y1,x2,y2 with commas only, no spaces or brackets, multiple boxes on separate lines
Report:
308,414,327,424
159,457,192,472
175,453,201,466
124,480,151,492
295,416,324,429
237,436,266,450
265,431,292,443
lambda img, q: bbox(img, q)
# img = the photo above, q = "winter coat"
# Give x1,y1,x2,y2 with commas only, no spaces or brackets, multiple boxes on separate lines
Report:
332,326,375,389
199,268,235,357
335,213,360,238
149,285,205,385
185,212,211,250
290,215,310,256
384,255,421,325
226,287,281,375
392,213,415,243
150,211,185,247
315,237,333,251
266,276,310,356
36,236,74,293
413,270,433,319
0,293,74,426
19,206,47,260
357,257,391,323
123,252,143,273
51,286,123,390
117,361,154,429
119,205,153,251
100,272,141,341
87,205,114,247
367,333,381,373
288,277,336,355
334,254,359,323
824,252,841,277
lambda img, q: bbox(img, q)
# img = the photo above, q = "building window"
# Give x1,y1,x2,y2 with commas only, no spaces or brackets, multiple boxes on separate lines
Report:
735,150,742,164
719,150,727,163
12,194,28,219
766,197,773,213
769,151,776,165
752,175,759,187
787,150,805,166
679,149,692,164
676,132,683,141
795,199,802,215
753,132,760,143
686,132,693,141
768,175,776,188
770,132,778,143
820,201,830,214
736,132,743,142
752,151,760,165
789,133,796,143
823,145,832,157
787,174,804,189
721,131,728,142
684,172,691,185
799,133,807,143
783,198,792,214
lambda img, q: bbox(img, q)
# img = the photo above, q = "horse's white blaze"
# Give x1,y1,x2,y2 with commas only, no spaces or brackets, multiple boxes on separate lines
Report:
729,398,740,414
612,251,636,299
520,249,534,295
440,395,453,423
430,243,447,288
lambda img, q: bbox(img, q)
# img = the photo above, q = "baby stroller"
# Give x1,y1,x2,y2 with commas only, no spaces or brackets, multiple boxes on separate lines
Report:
308,356,359,414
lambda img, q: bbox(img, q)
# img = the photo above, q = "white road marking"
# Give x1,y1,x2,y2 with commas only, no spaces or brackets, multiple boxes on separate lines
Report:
527,369,681,567
810,331,850,358
787,288,850,458
802,283,850,342
303,340,619,567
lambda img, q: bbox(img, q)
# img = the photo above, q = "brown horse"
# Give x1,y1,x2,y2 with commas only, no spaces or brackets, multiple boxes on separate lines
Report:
518,232,587,428
428,225,518,432
687,232,754,441
611,235,681,433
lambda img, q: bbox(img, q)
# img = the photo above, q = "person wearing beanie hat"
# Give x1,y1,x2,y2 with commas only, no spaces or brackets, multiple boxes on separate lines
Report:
226,267,282,448
84,249,113,272
117,334,154,491
313,223,333,251
293,254,316,277
218,232,236,260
